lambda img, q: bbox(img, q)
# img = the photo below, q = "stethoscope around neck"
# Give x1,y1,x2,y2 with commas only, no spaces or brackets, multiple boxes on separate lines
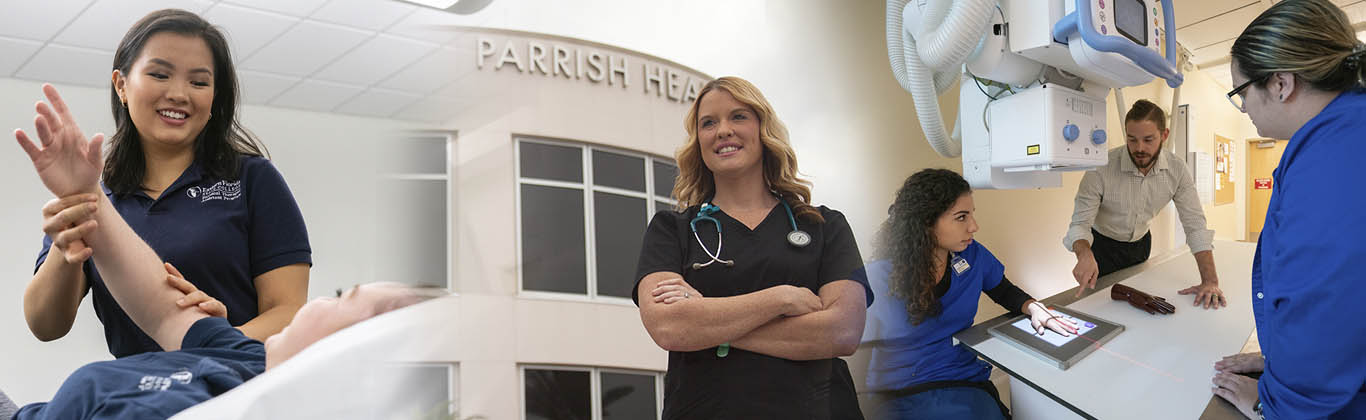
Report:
689,198,811,270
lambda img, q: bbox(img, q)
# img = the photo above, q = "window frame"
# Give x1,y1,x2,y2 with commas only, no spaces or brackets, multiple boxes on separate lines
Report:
390,362,460,418
379,132,456,293
514,137,678,305
519,364,664,420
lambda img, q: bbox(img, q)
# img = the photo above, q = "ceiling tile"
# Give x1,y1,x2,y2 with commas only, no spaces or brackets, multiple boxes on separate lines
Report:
0,0,92,42
53,0,214,51
335,88,421,117
1176,3,1265,51
392,94,469,123
310,0,417,31
377,45,471,93
15,44,115,88
1342,1,1366,24
314,34,437,85
385,7,463,44
219,0,330,17
1174,1,1262,29
1192,39,1236,67
204,3,299,60
243,20,371,76
238,70,301,104
0,37,44,77
270,79,365,111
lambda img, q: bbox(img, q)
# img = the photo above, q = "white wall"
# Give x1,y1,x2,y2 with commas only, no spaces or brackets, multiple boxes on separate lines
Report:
0,77,426,404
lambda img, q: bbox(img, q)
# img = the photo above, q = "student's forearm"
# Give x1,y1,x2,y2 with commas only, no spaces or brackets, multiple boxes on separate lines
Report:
641,286,791,352
23,255,87,341
1194,250,1219,284
86,193,207,350
236,303,301,341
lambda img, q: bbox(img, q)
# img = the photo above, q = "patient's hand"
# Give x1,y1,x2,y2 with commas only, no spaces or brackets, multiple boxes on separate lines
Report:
14,84,105,197
166,262,227,318
1215,352,1264,374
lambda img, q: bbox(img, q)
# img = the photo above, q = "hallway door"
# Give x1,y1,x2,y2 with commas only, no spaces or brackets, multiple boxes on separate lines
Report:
1246,139,1287,241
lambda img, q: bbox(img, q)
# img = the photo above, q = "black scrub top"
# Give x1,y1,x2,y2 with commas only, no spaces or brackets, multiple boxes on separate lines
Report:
633,203,871,420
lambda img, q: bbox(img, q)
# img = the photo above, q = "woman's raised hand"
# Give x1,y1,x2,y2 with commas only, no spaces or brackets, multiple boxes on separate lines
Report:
15,84,105,197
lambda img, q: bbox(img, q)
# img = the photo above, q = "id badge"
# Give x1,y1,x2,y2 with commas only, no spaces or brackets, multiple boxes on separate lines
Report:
951,255,970,275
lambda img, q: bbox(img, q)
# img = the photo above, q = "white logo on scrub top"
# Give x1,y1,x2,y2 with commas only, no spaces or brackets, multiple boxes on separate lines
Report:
189,180,242,202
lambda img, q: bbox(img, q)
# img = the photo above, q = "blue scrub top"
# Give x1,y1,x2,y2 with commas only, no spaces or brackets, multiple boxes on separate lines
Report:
1253,89,1366,418
35,156,311,358
859,240,1006,391
15,317,265,420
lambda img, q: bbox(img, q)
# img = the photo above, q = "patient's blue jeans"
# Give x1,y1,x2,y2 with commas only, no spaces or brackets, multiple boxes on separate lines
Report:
873,386,1006,420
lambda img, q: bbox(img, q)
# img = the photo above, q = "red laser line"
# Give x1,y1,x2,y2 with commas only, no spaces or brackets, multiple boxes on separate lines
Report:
1070,332,1188,383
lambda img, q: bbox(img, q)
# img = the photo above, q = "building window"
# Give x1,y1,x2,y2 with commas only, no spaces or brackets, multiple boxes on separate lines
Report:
516,138,677,302
522,366,662,420
385,363,460,418
376,134,452,290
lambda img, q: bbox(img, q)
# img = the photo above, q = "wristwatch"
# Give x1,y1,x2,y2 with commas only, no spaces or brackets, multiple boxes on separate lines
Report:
1253,397,1264,419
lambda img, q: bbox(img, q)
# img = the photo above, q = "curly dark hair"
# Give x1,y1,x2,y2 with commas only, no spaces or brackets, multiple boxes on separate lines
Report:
875,168,972,325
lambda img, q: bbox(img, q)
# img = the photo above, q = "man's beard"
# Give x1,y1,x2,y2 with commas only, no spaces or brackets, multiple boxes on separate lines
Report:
1129,148,1160,170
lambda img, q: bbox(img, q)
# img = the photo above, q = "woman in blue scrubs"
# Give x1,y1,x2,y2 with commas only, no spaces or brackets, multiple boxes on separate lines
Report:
860,169,1076,420
24,9,310,358
1211,1,1366,418
633,76,871,419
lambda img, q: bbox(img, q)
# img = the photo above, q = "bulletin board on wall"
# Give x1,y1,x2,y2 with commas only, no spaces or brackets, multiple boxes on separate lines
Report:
1214,135,1235,205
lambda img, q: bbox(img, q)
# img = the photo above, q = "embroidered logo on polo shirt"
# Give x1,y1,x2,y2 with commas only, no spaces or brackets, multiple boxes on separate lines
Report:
187,180,242,202
136,369,193,391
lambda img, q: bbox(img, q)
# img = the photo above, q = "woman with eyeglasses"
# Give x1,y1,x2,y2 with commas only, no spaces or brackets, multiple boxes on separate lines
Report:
1211,0,1366,418
631,76,871,419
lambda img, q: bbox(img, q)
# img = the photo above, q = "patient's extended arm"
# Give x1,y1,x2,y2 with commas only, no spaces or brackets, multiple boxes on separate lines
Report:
16,84,208,351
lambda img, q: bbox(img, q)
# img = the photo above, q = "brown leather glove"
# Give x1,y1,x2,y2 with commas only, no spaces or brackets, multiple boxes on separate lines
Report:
1111,283,1176,315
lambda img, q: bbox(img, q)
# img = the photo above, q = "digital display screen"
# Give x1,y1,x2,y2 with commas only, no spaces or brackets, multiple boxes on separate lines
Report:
1010,313,1098,347
1114,0,1148,46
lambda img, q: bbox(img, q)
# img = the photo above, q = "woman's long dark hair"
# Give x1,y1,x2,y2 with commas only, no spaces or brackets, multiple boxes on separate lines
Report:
104,9,265,194
876,168,972,325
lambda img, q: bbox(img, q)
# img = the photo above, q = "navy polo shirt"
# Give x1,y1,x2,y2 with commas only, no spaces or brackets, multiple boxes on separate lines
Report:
35,156,311,358
15,317,266,420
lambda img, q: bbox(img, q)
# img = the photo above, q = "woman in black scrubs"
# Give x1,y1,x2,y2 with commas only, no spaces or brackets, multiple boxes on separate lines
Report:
633,76,871,419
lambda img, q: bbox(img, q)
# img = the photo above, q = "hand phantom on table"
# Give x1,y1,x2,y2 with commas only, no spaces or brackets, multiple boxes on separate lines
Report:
1111,283,1176,315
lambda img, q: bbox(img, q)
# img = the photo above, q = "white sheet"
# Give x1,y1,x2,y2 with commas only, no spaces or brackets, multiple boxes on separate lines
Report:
171,295,462,420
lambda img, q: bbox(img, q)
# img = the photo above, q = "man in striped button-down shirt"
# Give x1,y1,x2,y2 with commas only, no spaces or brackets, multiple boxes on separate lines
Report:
1064,100,1225,309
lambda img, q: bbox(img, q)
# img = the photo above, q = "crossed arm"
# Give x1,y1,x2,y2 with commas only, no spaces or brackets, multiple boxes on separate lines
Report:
636,271,866,360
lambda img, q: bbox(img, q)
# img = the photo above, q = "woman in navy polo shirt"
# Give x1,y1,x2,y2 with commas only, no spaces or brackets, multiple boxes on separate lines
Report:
23,9,310,358
859,169,1076,420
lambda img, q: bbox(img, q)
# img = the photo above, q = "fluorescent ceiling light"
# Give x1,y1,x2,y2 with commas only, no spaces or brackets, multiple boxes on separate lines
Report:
400,0,459,8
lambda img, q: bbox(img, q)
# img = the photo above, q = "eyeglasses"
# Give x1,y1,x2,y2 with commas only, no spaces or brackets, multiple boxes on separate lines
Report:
1227,74,1269,112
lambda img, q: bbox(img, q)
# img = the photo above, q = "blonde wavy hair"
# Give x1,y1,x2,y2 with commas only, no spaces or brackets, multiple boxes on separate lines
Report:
1232,0,1366,92
671,76,823,223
